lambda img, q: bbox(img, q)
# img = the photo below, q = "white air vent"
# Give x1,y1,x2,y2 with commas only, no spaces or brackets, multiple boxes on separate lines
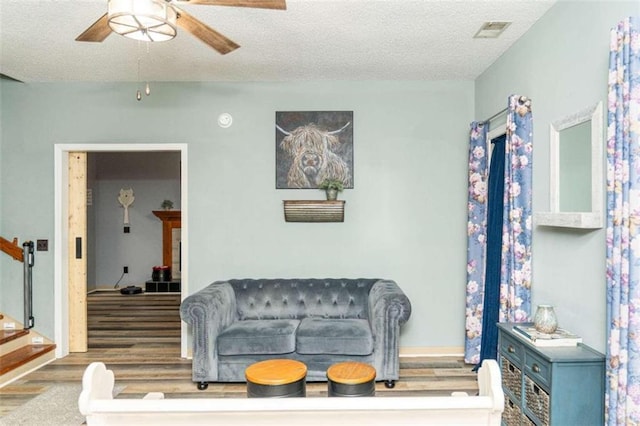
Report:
474,22,511,39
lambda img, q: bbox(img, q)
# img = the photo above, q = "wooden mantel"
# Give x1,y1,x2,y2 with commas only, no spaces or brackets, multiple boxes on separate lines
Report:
152,210,181,268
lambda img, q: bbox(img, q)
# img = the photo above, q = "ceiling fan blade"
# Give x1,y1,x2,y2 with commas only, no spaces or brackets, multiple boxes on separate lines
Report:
175,7,240,54
75,13,112,42
175,0,286,10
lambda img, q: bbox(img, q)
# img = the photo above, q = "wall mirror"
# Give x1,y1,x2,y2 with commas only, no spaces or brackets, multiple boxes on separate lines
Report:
535,101,603,228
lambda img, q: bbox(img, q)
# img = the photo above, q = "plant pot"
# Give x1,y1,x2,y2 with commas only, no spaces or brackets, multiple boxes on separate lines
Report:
326,188,338,201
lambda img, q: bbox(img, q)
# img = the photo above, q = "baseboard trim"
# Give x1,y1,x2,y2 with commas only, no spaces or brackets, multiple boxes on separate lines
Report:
399,347,464,357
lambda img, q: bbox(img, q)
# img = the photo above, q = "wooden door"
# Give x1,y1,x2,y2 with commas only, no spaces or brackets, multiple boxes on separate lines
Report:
68,152,87,352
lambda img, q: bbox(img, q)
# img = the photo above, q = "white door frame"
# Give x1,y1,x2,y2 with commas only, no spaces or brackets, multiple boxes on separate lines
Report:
488,124,507,142
487,123,507,163
54,143,189,358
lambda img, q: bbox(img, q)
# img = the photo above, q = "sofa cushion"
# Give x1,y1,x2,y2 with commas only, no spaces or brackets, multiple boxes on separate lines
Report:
229,279,377,320
217,319,300,356
296,318,373,356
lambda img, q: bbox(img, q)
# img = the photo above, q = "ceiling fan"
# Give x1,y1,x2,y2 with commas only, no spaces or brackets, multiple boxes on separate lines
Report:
76,0,286,55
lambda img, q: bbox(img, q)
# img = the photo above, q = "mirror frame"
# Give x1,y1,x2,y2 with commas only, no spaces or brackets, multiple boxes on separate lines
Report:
535,101,603,228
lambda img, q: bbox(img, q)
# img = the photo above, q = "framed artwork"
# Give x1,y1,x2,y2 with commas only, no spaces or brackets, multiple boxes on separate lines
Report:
276,111,354,189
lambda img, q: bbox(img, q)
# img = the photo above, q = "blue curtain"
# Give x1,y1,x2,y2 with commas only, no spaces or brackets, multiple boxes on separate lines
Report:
464,123,489,364
606,16,640,425
499,96,533,326
464,96,533,364
477,135,506,366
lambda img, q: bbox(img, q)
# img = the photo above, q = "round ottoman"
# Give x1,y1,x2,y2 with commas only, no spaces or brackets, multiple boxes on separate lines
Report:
326,361,376,397
245,359,307,398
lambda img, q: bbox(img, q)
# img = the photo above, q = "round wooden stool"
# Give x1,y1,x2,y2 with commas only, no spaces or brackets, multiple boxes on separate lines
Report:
326,361,376,397
245,359,307,398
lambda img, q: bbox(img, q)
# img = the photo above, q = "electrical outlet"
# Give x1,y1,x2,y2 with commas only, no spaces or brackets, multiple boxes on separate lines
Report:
123,266,129,274
36,239,48,251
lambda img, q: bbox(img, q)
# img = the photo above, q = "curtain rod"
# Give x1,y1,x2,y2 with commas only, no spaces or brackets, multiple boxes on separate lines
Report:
483,107,508,124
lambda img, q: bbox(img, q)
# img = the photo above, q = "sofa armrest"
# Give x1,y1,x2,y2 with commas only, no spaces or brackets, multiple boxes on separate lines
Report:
180,281,237,382
368,279,411,380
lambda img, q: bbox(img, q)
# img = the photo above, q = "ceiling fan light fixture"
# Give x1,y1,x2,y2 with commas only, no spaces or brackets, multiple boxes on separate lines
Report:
108,0,177,42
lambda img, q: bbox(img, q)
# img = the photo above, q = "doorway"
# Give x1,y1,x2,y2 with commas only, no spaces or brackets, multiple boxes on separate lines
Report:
54,144,189,359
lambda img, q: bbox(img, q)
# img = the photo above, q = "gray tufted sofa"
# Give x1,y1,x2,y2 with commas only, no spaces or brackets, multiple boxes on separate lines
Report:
180,278,411,390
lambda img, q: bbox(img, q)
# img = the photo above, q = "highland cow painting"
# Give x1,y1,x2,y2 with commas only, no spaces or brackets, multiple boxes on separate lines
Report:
276,111,354,189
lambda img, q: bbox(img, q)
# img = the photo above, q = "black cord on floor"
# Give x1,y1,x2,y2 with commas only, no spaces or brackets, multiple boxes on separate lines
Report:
114,271,125,289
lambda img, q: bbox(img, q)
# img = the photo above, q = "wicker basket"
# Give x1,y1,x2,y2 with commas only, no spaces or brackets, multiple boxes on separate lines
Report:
525,375,550,425
502,395,522,426
501,356,522,400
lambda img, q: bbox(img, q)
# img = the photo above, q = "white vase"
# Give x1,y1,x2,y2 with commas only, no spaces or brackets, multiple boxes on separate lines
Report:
533,304,558,334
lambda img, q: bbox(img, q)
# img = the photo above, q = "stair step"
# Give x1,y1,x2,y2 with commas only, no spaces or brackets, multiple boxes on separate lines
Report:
0,330,32,356
0,344,56,375
0,329,29,345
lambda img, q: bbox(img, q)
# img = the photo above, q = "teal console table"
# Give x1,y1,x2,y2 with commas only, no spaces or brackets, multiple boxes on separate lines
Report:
497,323,604,425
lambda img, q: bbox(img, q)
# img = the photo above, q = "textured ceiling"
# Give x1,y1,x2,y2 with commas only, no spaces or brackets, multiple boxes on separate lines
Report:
0,0,556,82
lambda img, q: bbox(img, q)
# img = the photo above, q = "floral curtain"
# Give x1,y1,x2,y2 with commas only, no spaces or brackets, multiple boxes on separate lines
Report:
606,17,640,426
499,95,533,325
464,122,489,364
464,95,533,364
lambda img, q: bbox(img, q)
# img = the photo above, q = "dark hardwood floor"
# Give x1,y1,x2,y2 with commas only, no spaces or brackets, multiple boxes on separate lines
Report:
0,292,478,417
87,290,181,349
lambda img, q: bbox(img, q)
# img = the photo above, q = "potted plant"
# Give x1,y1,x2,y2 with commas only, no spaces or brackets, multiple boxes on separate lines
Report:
161,199,174,210
318,179,345,201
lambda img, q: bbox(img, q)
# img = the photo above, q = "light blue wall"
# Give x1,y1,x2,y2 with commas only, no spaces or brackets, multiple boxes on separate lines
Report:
0,80,473,348
476,0,639,353
92,178,181,287
4,1,633,353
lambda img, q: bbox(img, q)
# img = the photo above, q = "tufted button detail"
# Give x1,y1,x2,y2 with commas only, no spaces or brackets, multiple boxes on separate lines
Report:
225,278,379,322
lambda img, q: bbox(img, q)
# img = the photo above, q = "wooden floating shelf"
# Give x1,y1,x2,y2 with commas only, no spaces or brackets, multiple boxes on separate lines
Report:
283,200,345,223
